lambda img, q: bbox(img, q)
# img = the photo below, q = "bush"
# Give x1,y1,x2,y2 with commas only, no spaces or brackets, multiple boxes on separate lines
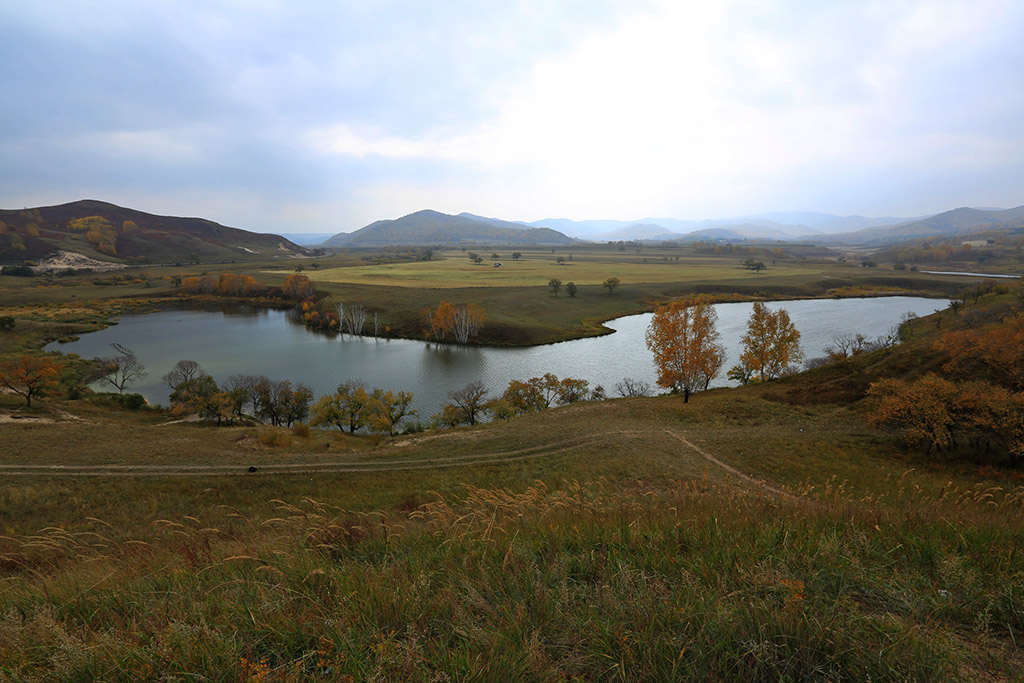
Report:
257,430,292,447
115,393,148,410
1,265,33,277
291,422,311,439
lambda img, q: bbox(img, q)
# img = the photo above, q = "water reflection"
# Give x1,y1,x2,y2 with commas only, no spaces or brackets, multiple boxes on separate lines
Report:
47,297,946,418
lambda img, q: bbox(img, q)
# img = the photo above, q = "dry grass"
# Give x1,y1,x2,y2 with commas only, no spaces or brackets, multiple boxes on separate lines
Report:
0,392,1022,679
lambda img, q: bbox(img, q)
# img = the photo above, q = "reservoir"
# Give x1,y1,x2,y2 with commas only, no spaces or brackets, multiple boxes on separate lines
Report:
48,296,946,419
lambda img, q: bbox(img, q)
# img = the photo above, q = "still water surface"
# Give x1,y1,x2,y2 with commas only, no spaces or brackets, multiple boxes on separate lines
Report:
48,297,946,418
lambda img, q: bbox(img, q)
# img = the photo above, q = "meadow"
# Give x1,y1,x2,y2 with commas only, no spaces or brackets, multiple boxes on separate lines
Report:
2,384,1023,680
1,243,1021,680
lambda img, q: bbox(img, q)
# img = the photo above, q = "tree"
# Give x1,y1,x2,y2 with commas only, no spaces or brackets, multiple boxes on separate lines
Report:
548,278,562,296
282,274,315,300
556,256,565,265
428,301,486,344
99,343,147,394
343,304,367,335
566,282,578,297
936,317,1024,390
737,302,803,382
512,252,522,261
645,297,725,402
603,277,620,295
162,360,206,390
311,381,370,433
0,355,63,407
444,381,489,425
615,377,653,397
491,253,500,260
867,375,959,455
366,389,416,435
0,316,14,331
557,377,590,404
472,255,484,265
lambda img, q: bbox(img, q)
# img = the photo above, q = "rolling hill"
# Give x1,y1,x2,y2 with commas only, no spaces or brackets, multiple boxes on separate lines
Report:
324,209,575,247
0,199,311,264
819,205,1024,244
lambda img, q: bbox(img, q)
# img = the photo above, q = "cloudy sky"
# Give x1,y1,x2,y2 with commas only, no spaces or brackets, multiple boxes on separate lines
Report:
2,1,1023,233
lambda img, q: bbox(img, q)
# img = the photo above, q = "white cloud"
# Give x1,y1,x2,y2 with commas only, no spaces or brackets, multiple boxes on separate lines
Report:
309,0,1024,220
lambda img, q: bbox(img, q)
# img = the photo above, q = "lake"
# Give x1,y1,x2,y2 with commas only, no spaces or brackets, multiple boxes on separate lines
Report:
47,296,946,418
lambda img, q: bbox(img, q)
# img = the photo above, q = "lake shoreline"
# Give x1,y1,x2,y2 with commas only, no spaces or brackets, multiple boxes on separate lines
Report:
92,288,949,350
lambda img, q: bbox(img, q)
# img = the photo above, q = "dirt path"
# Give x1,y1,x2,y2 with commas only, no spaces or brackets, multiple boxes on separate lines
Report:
0,428,790,497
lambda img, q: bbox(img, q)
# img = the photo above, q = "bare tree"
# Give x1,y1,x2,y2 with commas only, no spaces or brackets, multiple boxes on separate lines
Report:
162,360,206,390
446,381,489,425
615,377,653,397
225,374,268,416
344,304,367,335
99,343,147,394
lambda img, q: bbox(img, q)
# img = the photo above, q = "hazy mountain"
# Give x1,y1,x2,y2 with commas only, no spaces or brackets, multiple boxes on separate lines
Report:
324,209,575,247
668,225,793,243
457,212,537,232
0,199,311,263
819,205,1024,243
593,223,674,241
277,232,334,245
728,211,924,234
523,212,925,239
521,217,635,237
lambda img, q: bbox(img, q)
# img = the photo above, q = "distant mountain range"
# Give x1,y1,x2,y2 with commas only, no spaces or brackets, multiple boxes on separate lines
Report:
5,201,1022,262
516,212,933,241
314,203,1024,248
816,206,1024,243
0,199,311,264
323,210,575,247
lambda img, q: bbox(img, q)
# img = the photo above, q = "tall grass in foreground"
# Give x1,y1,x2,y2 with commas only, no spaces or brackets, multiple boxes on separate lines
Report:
1,477,1022,681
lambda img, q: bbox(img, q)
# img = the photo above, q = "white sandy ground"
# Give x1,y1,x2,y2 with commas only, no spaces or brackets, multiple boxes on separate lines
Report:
31,250,126,273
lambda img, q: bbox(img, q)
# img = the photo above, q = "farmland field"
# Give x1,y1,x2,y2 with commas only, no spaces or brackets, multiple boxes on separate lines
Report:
304,251,819,288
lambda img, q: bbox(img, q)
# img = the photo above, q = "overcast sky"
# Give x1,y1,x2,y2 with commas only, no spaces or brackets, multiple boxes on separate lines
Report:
2,0,1023,233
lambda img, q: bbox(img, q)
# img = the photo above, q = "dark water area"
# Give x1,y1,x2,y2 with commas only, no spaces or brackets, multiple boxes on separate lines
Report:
48,297,947,418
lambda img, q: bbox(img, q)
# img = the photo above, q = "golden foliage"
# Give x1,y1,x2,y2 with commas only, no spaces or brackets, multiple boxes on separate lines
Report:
644,296,725,399
0,355,64,407
738,302,802,382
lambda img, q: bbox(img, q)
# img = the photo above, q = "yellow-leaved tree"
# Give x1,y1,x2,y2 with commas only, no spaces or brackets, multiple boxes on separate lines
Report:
735,301,803,382
644,296,725,402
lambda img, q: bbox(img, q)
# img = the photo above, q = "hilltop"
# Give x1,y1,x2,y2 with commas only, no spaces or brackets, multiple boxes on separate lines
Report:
324,209,576,247
0,199,312,265
817,205,1024,244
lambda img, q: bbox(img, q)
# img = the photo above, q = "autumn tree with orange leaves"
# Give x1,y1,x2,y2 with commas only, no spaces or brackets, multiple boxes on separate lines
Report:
424,302,486,344
935,317,1024,390
868,375,1024,461
282,274,316,300
736,301,803,382
644,297,725,402
0,355,64,407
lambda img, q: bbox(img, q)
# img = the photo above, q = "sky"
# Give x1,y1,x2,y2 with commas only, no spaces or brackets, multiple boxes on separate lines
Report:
2,0,1023,234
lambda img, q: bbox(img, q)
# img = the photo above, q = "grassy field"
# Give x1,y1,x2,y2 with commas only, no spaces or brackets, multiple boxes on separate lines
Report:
1,250,1022,679
304,251,819,288
1,384,1022,680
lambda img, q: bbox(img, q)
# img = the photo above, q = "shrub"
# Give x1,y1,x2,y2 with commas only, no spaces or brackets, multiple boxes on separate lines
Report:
257,430,292,447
